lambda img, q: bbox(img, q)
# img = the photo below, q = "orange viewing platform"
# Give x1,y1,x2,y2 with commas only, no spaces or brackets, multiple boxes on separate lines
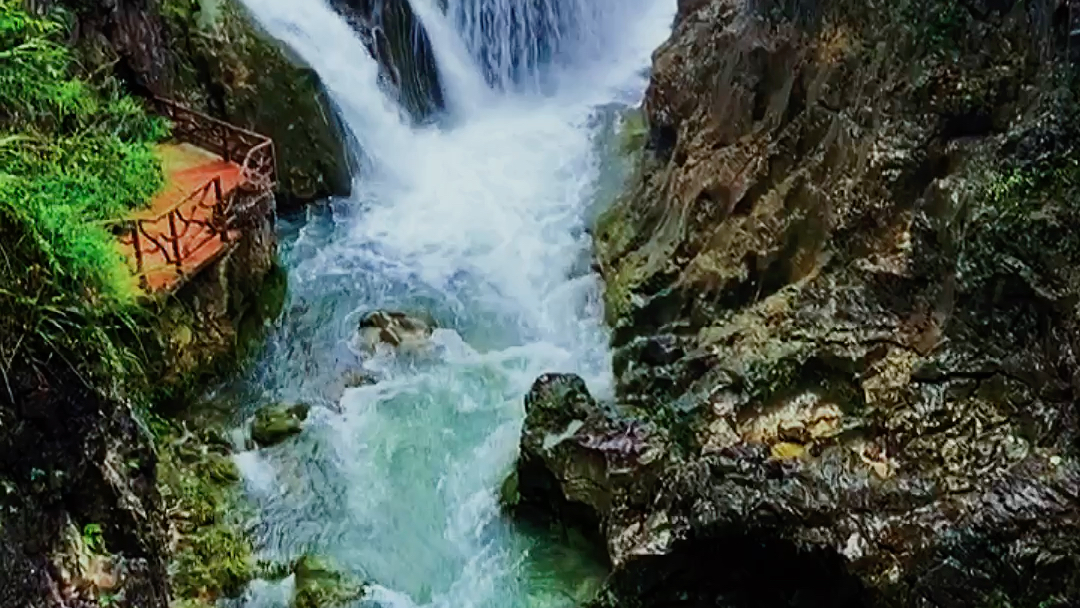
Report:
119,98,276,294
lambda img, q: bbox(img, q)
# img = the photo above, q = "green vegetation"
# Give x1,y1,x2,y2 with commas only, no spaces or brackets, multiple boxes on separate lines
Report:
82,522,106,554
291,554,366,608
156,420,255,605
903,0,968,54
959,131,1080,291
0,0,165,388
617,108,648,157
1,5,264,606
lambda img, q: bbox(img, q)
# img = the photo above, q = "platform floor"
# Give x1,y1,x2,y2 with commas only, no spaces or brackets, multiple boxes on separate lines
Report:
124,143,243,292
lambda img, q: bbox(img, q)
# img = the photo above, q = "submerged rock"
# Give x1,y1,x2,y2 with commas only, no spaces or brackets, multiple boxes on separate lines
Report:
341,369,379,389
251,403,311,448
357,310,436,356
290,554,365,608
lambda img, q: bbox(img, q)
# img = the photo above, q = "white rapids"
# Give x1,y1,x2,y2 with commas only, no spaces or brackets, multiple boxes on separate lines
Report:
223,0,675,606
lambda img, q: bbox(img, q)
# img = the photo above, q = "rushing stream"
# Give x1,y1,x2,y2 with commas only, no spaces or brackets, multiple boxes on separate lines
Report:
222,0,674,606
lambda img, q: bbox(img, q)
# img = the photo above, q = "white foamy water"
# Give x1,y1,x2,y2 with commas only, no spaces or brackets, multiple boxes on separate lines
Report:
225,0,675,606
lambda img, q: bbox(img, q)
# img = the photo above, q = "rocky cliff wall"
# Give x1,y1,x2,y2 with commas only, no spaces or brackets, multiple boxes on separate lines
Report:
517,0,1080,605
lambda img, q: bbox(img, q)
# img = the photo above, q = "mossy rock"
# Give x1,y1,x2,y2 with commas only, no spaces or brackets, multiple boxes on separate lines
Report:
156,423,255,604
291,555,365,608
617,107,648,156
161,0,352,207
251,403,311,448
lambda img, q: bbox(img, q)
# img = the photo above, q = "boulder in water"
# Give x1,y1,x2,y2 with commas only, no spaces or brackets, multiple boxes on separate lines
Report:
357,310,435,355
250,403,311,448
513,373,667,538
290,554,365,608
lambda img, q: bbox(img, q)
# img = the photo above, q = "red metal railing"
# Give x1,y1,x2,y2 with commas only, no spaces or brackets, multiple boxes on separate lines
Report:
119,97,277,292
119,176,231,289
149,97,277,189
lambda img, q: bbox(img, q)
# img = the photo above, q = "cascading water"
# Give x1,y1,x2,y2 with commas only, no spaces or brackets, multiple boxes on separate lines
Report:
444,0,630,92
223,0,674,606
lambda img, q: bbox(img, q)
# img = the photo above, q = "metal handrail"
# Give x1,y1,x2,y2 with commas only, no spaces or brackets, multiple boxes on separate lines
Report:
119,176,231,287
114,96,277,292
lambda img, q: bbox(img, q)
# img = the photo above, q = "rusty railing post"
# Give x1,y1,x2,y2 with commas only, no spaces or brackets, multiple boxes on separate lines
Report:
129,220,148,290
214,177,231,244
129,220,143,273
221,126,231,162
167,210,183,276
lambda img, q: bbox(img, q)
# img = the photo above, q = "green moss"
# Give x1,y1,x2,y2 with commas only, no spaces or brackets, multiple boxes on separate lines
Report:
617,107,648,157
291,554,365,608
236,260,288,359
601,261,637,327
594,200,645,326
959,139,1080,291
250,402,310,448
156,422,255,603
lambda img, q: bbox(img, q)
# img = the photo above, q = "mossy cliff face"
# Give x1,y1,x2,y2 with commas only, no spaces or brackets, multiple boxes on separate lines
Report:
56,0,352,207
519,0,1080,606
0,192,283,608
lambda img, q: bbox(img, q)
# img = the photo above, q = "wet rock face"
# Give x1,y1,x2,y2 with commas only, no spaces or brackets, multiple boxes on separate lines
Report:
516,374,668,566
0,364,169,608
520,0,1080,605
329,0,445,121
290,554,365,608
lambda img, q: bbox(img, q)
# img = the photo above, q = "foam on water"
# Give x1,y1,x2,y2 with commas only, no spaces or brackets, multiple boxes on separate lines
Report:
228,0,675,606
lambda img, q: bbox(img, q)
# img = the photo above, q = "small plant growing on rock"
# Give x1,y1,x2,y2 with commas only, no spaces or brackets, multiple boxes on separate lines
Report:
82,523,106,555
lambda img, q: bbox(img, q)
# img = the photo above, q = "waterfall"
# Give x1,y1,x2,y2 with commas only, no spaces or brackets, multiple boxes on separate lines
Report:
443,0,645,92
228,0,675,606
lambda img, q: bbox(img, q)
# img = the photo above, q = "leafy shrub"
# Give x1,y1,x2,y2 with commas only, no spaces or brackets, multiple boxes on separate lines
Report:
0,0,166,384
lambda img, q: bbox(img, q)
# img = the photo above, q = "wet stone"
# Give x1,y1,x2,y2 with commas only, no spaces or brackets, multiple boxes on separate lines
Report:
357,310,436,355
290,554,365,608
251,403,311,448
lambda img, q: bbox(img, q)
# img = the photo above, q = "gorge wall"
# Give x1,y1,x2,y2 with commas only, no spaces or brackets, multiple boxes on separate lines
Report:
517,0,1080,605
